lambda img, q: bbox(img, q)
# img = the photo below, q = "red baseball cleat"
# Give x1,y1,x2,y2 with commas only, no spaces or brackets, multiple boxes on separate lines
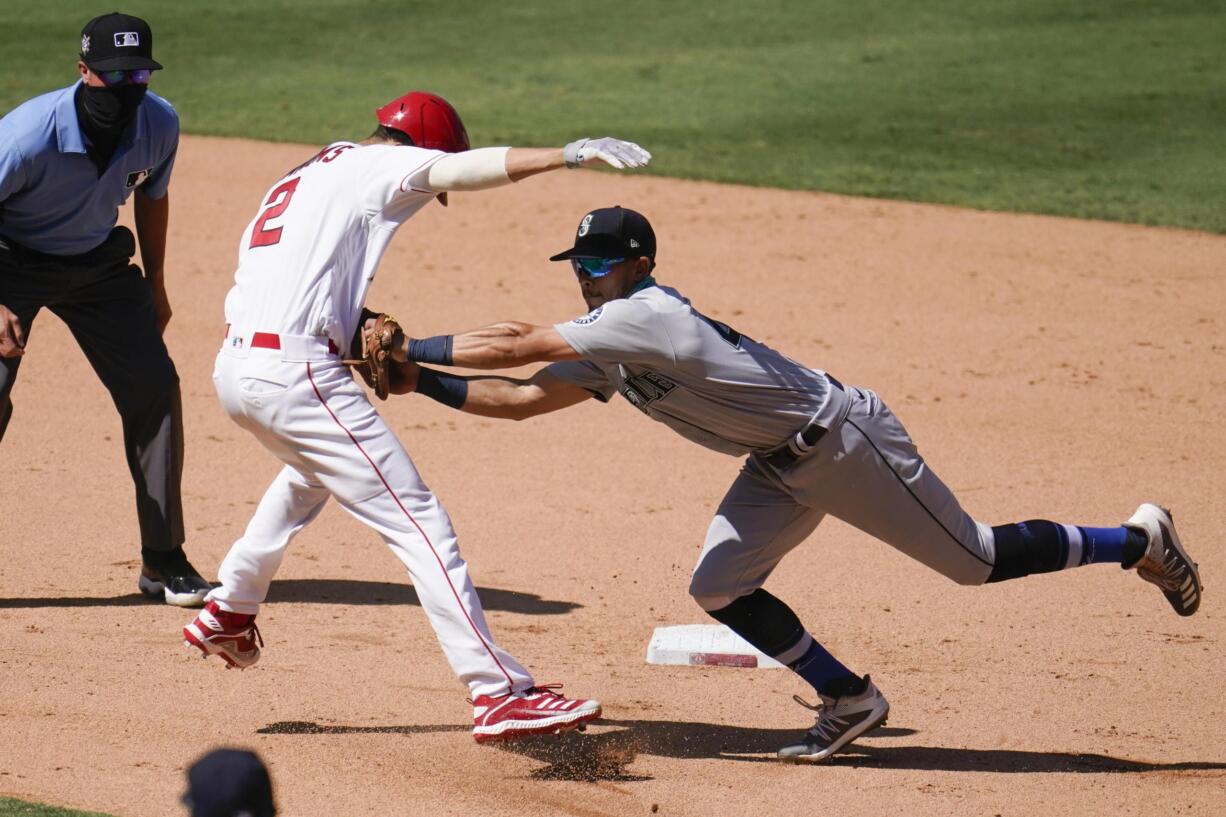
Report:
183,600,263,669
471,684,601,743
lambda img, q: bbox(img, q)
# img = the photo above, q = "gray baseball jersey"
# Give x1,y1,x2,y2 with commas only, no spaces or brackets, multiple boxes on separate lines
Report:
550,281,850,456
548,280,995,600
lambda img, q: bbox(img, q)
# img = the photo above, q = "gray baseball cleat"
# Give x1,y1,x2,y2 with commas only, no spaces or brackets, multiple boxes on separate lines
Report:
1124,503,1202,616
777,675,890,762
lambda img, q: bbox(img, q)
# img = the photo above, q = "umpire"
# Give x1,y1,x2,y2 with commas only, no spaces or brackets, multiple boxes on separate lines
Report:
0,13,208,606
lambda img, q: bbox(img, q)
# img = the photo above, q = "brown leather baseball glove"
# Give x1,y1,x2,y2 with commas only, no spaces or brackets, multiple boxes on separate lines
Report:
343,308,405,401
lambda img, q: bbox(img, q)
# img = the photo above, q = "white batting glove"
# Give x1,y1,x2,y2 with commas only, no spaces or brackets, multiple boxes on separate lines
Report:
563,137,652,169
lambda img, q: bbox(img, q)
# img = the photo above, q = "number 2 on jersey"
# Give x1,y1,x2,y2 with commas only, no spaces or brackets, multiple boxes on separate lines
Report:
249,177,301,248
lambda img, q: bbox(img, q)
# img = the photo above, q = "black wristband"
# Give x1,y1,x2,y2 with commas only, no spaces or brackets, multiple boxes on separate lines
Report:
415,366,468,409
407,335,453,366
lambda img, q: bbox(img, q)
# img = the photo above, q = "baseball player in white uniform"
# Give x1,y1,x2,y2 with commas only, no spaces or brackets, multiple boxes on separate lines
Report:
384,205,1203,760
182,94,651,743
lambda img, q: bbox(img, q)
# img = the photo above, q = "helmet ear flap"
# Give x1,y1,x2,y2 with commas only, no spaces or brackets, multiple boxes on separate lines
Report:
375,91,470,153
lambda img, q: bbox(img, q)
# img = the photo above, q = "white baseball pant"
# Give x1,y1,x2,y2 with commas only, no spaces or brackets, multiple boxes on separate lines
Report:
208,333,532,698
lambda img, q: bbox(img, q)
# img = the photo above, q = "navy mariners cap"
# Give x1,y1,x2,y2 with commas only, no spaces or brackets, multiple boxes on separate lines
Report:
183,748,276,817
80,12,163,71
549,206,656,261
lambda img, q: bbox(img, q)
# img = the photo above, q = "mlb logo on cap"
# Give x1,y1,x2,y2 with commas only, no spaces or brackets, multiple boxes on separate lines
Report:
79,12,163,72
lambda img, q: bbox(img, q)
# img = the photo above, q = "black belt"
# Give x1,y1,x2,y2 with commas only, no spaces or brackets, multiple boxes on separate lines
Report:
760,420,828,469
758,374,844,470
0,226,135,267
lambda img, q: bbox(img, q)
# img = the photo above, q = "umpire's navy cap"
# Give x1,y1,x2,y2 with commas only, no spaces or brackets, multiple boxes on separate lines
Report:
183,748,276,817
549,206,657,261
80,12,163,71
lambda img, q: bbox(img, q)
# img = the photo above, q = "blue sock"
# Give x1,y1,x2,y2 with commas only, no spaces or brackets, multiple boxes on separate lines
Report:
1078,526,1130,564
789,636,859,698
988,520,1146,582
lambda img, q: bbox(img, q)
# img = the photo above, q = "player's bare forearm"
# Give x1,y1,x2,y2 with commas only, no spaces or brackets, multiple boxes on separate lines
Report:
401,322,580,369
507,139,654,181
505,148,565,182
468,368,593,417
465,370,594,419
393,362,592,420
462,375,547,419
453,322,580,367
424,139,649,192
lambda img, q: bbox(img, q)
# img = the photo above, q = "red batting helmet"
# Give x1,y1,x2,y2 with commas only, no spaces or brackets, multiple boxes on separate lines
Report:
375,91,470,153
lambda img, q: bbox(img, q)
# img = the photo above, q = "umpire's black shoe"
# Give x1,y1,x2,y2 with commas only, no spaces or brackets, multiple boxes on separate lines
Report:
139,549,211,608
777,675,890,762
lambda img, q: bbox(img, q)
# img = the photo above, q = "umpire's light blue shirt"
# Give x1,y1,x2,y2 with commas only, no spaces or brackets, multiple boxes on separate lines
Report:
0,81,179,256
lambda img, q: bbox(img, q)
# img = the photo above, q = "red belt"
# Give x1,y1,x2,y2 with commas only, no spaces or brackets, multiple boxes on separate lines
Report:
225,325,340,355
250,331,282,350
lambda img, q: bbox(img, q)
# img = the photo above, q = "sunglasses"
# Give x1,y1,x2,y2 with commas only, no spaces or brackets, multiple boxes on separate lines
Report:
570,257,626,278
97,68,152,87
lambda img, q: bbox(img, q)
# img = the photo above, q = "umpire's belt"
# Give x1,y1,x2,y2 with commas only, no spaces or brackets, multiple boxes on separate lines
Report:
0,227,135,268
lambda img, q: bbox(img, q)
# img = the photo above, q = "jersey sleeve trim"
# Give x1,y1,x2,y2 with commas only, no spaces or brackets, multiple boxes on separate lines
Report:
399,152,448,194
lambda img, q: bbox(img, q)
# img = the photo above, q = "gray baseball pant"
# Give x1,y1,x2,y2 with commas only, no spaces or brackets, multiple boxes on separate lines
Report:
690,386,996,609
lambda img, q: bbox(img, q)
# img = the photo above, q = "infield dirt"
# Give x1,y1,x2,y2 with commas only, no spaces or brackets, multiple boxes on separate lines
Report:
1,135,1224,817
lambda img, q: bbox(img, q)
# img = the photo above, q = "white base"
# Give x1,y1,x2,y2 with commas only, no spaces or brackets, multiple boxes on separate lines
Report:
645,624,785,669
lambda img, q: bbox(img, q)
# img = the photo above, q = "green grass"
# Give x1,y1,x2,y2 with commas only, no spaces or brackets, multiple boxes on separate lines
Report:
0,797,112,817
2,1,1223,231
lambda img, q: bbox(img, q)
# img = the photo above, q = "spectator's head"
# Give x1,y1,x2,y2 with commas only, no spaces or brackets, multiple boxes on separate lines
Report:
183,748,275,817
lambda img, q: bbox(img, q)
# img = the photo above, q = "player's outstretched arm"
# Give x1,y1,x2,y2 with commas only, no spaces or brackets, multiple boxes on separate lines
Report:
390,363,593,421
396,321,580,369
423,138,650,192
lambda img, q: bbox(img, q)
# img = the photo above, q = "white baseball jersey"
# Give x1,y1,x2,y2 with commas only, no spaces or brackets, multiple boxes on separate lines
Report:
208,140,538,699
223,141,445,348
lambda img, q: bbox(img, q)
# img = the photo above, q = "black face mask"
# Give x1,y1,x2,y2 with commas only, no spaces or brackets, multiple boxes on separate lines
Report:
77,83,147,135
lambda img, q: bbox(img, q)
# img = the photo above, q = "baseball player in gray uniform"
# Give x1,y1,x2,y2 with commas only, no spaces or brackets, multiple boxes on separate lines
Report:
383,206,1202,762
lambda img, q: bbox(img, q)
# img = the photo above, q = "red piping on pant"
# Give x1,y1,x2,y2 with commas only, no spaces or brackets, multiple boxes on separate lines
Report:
306,362,515,690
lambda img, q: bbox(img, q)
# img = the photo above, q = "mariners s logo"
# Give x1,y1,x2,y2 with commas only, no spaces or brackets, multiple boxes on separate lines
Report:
569,305,604,326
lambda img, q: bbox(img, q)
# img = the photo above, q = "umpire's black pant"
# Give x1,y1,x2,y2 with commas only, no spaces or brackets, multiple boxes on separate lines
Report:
0,227,185,554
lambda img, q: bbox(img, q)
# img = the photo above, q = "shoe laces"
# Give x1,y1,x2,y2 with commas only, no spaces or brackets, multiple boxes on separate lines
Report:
528,683,565,698
466,683,565,706
1140,549,1186,592
217,608,263,647
793,694,847,742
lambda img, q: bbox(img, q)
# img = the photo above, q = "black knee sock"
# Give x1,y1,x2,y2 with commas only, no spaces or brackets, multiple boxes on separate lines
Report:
987,520,1149,582
706,589,860,697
